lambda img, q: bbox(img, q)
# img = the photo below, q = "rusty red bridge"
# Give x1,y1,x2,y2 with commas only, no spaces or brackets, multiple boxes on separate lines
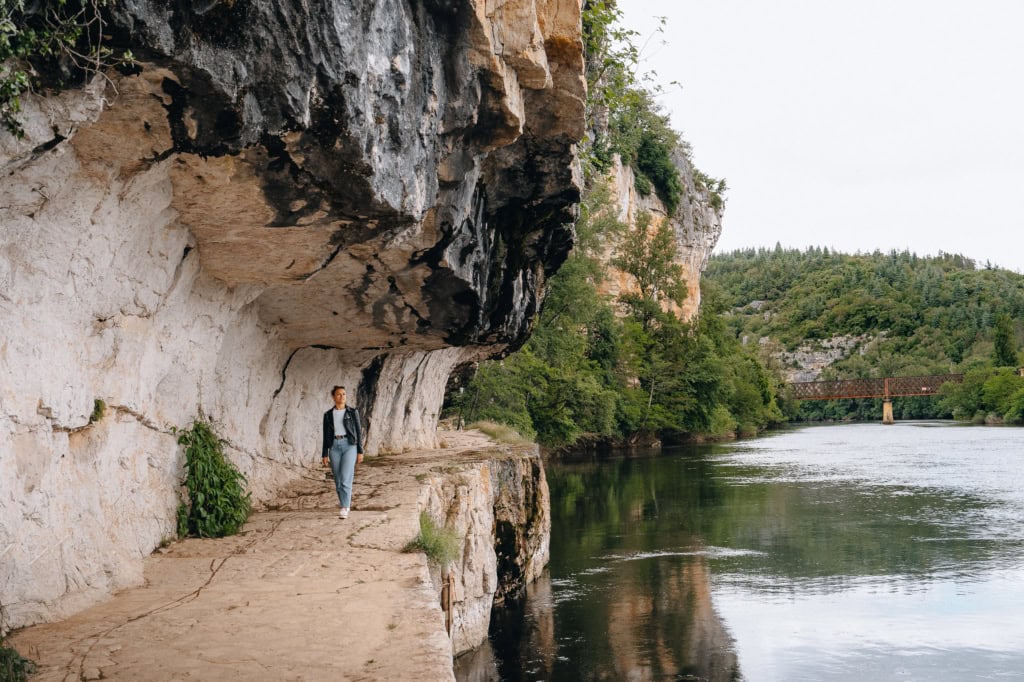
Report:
788,374,963,401
787,373,964,423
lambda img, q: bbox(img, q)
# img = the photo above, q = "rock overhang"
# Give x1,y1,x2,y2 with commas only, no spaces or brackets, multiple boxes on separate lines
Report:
0,0,585,633
93,0,585,357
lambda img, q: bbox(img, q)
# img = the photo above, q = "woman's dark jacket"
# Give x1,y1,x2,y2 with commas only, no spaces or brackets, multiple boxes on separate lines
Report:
322,406,363,457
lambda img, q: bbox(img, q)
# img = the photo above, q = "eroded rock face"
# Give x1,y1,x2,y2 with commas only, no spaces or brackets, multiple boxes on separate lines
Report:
109,0,586,354
601,154,723,320
420,446,550,655
765,332,888,383
0,0,582,631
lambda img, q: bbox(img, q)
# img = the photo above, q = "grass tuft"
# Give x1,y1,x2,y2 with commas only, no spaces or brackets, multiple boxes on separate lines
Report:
467,420,533,446
89,398,106,424
403,511,462,567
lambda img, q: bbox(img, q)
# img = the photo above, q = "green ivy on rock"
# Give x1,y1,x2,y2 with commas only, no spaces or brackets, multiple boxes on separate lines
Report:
175,420,251,538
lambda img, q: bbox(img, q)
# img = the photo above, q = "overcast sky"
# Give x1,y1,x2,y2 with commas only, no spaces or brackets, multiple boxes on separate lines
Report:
619,1,1024,272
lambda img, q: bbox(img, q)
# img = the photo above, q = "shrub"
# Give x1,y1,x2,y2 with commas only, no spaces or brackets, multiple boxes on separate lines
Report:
707,405,737,438
1,0,134,137
635,132,682,213
1002,386,1024,424
175,420,251,538
403,511,462,567
0,640,34,682
632,171,652,197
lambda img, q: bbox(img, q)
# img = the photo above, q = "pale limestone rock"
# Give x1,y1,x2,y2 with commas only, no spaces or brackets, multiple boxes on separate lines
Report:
420,447,550,655
7,432,544,680
0,0,582,632
777,332,888,383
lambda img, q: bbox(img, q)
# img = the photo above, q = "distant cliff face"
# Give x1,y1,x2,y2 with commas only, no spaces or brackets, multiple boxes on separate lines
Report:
601,154,723,320
0,0,583,631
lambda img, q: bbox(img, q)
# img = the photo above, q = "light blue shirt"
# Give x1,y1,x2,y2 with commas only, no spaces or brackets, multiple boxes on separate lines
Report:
332,408,347,437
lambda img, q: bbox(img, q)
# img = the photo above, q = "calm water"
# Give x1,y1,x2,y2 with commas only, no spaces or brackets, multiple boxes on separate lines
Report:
460,422,1024,681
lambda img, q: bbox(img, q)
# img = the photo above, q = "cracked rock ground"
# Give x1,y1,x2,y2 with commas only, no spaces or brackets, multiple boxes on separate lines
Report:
9,430,503,682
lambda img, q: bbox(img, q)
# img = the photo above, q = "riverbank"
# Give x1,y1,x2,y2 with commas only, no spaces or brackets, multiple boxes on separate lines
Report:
8,430,548,681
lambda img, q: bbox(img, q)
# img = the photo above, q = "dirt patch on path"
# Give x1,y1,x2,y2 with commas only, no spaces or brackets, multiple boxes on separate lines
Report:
10,430,500,681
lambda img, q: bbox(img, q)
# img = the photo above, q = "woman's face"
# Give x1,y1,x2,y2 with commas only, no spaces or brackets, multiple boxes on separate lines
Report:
333,388,346,405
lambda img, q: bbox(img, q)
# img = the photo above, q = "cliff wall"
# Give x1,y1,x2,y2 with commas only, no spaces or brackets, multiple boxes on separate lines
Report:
420,446,550,655
600,154,723,320
0,0,582,631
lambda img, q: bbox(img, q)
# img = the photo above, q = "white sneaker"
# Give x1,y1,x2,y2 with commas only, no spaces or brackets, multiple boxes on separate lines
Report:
339,508,349,519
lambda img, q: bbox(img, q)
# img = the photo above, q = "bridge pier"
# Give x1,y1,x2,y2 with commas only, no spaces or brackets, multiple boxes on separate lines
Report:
882,399,894,425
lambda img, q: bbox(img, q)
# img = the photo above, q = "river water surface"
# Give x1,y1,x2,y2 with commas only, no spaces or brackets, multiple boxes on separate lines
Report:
463,422,1024,681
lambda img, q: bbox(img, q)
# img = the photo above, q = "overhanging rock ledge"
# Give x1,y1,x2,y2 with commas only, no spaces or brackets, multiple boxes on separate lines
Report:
0,0,584,631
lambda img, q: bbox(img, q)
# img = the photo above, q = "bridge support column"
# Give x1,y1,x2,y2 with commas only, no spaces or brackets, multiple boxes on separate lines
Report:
882,400,894,425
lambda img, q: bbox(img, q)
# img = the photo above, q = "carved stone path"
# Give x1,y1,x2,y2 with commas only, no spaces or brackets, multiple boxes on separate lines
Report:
9,431,499,681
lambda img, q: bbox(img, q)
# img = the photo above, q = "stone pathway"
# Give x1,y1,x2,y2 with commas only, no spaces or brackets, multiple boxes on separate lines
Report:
9,431,499,681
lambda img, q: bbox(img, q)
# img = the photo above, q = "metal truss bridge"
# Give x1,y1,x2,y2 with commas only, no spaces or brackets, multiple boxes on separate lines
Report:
788,374,964,401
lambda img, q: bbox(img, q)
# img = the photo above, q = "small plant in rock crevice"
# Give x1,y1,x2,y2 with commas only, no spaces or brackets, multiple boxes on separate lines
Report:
175,419,251,538
403,511,462,567
89,397,105,423
0,601,35,682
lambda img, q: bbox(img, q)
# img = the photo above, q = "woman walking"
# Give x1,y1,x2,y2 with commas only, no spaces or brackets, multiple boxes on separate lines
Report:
322,386,364,519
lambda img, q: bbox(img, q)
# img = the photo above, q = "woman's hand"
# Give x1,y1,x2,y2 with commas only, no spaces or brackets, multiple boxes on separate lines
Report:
357,453,364,465
322,456,330,468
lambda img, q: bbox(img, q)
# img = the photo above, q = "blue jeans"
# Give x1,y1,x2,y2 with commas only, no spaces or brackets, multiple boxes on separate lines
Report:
329,438,358,508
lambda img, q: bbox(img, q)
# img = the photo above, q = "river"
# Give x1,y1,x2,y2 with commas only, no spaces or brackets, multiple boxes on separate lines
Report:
457,422,1024,681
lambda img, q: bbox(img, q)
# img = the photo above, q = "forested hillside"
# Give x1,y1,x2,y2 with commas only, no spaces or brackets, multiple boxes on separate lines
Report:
707,247,1024,422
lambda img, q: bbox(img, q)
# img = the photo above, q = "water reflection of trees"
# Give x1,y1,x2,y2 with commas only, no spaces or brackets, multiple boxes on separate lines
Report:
463,446,1008,681
475,449,741,681
481,562,739,682
553,449,1011,584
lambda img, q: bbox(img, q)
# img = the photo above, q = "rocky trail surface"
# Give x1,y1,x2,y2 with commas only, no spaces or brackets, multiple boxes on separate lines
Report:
10,430,509,681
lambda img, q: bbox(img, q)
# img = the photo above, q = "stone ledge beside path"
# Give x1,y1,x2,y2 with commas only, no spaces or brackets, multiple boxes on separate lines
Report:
9,429,525,682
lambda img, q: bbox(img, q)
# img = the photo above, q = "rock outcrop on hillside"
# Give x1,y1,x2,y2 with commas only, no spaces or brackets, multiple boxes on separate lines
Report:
757,333,887,383
601,155,723,320
0,0,583,631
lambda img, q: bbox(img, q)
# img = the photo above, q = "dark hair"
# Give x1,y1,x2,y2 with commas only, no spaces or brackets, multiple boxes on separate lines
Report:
331,385,346,397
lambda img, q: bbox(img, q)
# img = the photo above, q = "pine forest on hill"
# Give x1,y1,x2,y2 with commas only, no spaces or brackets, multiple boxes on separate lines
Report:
706,247,1024,423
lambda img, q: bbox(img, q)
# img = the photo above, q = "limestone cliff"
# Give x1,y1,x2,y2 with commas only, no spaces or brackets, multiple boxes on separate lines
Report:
419,446,549,655
600,154,723,320
0,0,583,631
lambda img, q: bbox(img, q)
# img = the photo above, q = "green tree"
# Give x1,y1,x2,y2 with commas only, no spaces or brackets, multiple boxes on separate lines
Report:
444,5,771,448
707,246,1024,421
993,313,1017,367
612,211,686,321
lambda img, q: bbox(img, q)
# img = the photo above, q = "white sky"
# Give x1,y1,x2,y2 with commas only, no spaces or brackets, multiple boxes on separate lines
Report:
619,1,1024,272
